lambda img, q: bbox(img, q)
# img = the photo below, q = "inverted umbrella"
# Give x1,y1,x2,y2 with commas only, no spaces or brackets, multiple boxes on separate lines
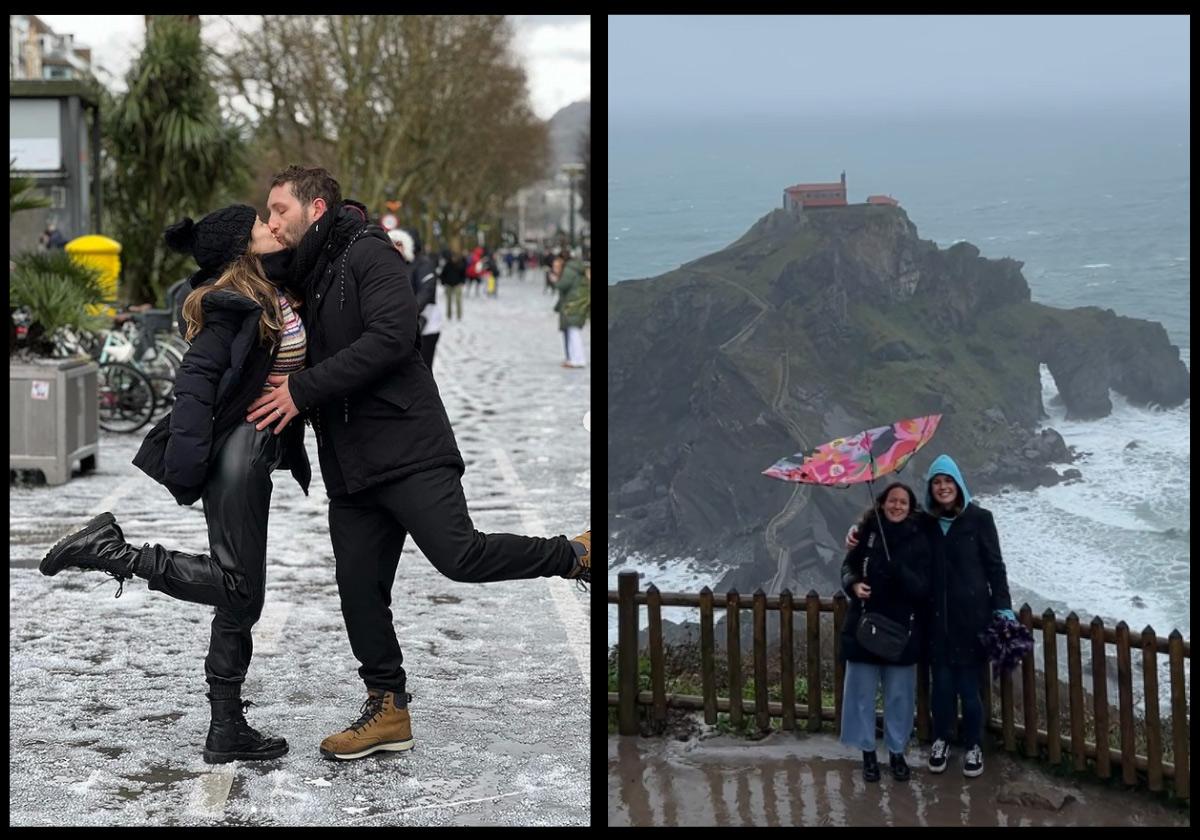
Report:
762,414,942,486
762,414,942,570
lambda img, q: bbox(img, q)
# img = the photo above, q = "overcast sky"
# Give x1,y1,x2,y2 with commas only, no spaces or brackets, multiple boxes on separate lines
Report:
37,14,590,120
610,15,1189,120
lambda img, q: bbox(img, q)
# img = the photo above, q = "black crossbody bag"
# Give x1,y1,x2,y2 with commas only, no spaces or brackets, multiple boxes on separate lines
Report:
855,555,914,662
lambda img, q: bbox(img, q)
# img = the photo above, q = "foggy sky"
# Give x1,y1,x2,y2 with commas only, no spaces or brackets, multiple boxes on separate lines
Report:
609,15,1189,120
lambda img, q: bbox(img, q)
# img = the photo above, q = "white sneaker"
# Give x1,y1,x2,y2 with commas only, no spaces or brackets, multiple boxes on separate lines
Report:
928,738,950,773
963,744,984,777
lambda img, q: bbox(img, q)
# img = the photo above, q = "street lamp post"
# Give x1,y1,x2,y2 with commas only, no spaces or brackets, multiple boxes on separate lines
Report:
561,162,585,252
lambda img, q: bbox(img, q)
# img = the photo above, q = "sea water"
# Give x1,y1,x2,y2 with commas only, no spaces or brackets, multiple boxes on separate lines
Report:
609,107,1190,655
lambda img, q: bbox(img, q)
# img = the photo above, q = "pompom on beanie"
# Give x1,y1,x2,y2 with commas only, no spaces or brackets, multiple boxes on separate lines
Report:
163,204,259,272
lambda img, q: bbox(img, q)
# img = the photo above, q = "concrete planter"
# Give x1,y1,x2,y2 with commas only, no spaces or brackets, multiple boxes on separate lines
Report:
10,356,99,485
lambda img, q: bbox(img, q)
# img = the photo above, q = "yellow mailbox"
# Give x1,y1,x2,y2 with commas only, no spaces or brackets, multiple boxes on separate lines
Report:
65,234,121,319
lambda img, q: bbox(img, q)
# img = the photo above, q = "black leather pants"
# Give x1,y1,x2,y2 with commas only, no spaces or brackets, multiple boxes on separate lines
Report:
138,422,283,692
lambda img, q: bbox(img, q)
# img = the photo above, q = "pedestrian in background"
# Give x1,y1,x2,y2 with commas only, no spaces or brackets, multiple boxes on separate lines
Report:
467,244,485,297
388,228,442,372
554,251,588,368
440,245,467,321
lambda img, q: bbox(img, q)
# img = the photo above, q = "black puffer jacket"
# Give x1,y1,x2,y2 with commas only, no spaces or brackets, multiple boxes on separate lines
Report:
840,515,931,666
133,254,311,505
926,504,1013,666
285,201,463,497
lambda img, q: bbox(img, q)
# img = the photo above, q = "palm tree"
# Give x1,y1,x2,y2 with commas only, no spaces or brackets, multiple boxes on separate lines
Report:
102,16,251,305
10,159,53,219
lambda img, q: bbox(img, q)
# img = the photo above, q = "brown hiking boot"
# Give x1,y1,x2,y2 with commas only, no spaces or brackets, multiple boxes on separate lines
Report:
319,689,414,760
567,530,590,589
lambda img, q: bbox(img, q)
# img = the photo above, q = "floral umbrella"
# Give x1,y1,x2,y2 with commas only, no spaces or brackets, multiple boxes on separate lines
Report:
762,414,943,573
762,414,942,487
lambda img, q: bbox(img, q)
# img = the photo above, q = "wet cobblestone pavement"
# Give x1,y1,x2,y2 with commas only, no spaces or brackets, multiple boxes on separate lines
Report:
10,274,590,826
609,733,1189,827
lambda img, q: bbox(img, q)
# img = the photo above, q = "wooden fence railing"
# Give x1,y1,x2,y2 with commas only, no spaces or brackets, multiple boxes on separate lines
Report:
607,571,1190,800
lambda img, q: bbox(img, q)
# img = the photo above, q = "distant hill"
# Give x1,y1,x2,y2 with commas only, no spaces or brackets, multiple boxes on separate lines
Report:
609,203,1190,597
547,99,589,173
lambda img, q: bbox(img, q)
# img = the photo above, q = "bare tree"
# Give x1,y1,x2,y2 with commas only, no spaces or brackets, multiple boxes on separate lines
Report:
212,15,548,247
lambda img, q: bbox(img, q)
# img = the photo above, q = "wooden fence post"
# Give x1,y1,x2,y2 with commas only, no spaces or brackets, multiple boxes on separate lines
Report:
1042,608,1061,765
832,592,847,737
780,590,795,731
1066,613,1086,771
1168,629,1189,800
617,571,640,736
727,590,743,731
806,591,821,732
1115,621,1136,785
1140,626,1163,792
1020,605,1038,758
699,587,716,725
647,584,666,732
1000,659,1015,753
1090,615,1111,779
753,589,769,733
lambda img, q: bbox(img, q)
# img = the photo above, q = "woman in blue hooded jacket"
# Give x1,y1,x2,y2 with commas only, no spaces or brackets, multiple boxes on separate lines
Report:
849,453,1015,779
921,454,1014,778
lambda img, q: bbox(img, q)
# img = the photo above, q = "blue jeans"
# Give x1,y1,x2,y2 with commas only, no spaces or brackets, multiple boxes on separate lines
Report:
931,663,984,746
839,661,916,755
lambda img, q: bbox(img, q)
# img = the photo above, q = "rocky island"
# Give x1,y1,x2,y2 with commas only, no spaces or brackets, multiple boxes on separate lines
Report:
609,203,1189,599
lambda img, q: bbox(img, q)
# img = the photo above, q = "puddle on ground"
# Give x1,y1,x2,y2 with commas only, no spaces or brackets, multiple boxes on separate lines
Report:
138,711,185,723
428,594,461,605
94,746,128,759
440,628,466,641
608,735,1190,827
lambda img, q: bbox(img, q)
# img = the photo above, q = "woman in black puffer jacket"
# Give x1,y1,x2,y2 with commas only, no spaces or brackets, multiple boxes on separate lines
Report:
839,481,931,784
39,205,310,766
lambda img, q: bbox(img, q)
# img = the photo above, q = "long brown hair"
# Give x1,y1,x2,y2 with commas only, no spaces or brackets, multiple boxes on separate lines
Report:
181,253,293,348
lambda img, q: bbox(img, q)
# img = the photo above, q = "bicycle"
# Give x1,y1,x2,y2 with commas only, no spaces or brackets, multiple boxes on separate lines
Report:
54,325,157,434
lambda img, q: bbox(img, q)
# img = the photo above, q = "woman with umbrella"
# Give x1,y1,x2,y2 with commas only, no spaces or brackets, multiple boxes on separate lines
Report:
838,481,932,783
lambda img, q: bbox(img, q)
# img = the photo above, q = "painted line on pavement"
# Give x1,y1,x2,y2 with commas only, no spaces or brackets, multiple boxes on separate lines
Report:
345,786,550,823
189,763,235,817
253,601,293,654
88,473,142,518
492,446,589,684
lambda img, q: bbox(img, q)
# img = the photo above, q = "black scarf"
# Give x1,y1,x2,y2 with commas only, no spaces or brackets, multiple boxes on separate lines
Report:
260,249,294,289
289,200,372,294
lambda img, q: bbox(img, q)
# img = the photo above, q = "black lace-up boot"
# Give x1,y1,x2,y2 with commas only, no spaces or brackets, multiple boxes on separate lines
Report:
39,512,144,598
862,750,881,782
203,691,289,764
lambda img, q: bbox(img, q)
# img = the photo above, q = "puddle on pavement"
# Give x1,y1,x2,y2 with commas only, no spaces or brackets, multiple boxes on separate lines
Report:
609,735,1190,827
139,711,185,723
113,766,201,802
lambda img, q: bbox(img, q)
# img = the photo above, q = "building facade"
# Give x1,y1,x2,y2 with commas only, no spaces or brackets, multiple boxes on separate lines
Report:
783,171,848,211
9,80,103,256
9,15,93,81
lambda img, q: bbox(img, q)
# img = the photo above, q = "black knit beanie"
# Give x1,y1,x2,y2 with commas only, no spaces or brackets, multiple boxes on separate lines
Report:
163,204,258,272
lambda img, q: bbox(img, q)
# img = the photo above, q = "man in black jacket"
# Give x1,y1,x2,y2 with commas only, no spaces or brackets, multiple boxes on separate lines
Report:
248,165,591,761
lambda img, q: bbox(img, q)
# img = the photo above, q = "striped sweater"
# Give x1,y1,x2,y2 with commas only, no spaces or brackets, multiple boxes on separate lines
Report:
271,292,306,376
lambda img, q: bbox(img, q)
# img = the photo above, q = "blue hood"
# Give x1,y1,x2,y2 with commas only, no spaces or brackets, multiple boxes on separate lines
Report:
924,453,972,512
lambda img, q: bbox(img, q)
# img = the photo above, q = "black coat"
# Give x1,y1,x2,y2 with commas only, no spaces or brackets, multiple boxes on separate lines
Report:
439,256,467,287
133,286,311,505
840,515,931,666
411,254,438,309
286,203,464,497
925,504,1013,666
